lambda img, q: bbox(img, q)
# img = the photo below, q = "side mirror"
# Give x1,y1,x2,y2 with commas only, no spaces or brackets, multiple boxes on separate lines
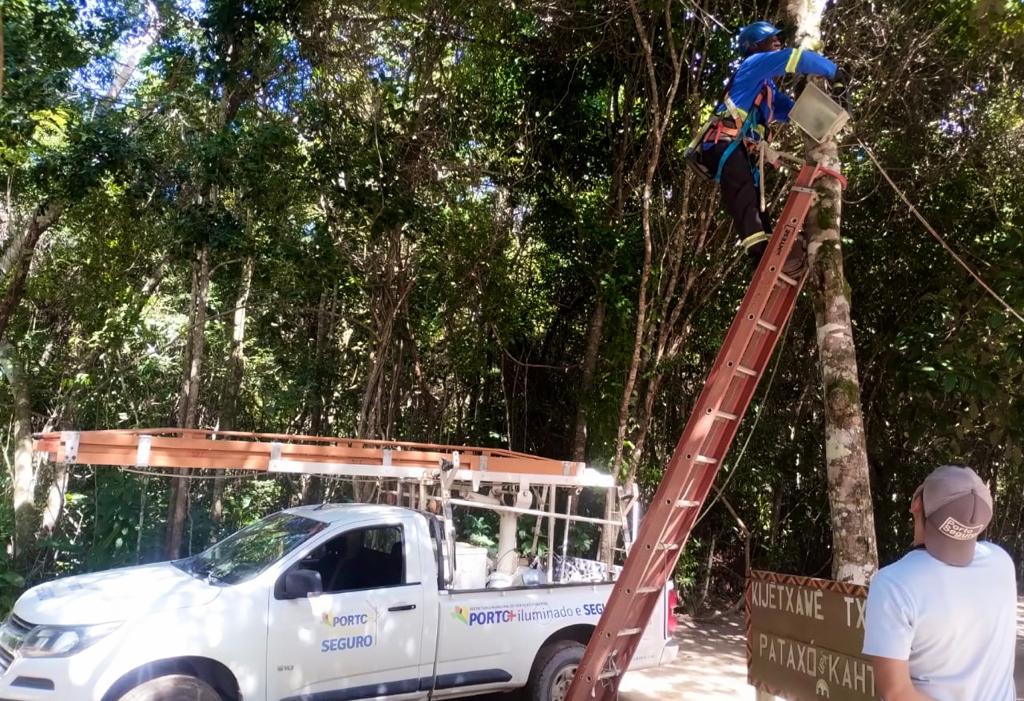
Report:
277,568,323,600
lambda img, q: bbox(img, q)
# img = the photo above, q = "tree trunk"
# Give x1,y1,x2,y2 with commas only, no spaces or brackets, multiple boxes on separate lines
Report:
0,7,160,339
309,288,333,436
210,256,254,533
101,1,161,108
166,244,211,559
299,288,335,506
603,0,686,565
179,245,211,429
220,255,252,429
357,231,413,441
0,202,63,343
571,297,606,463
0,341,35,559
786,0,878,584
39,461,69,536
0,5,5,99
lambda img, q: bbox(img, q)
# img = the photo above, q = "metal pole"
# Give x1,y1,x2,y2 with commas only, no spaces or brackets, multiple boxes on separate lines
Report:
546,486,556,582
560,493,573,581
445,498,621,527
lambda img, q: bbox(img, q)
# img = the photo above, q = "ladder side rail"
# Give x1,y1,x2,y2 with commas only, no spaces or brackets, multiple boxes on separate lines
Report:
33,429,568,466
33,432,608,488
567,165,827,701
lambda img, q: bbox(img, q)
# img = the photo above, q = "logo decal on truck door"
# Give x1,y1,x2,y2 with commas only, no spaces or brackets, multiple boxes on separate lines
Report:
320,634,374,652
321,611,375,628
452,602,606,626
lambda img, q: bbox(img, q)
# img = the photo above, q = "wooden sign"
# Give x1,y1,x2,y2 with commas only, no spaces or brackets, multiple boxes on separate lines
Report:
746,570,879,701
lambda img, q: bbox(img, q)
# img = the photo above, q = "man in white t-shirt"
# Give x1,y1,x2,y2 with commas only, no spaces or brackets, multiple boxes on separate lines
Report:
862,464,1017,701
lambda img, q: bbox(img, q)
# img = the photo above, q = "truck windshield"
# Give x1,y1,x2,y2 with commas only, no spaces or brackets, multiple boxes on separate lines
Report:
175,512,326,585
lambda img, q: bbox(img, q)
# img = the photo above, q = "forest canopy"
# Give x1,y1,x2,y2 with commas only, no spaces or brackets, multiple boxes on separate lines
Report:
0,0,1021,612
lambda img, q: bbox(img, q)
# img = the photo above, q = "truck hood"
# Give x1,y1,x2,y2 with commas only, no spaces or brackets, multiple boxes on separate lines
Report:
14,563,222,626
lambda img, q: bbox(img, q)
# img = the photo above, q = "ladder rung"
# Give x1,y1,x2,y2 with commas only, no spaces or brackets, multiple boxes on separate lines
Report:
714,410,738,421
756,318,779,332
656,542,681,551
598,669,622,680
736,364,758,377
677,499,700,508
694,454,718,465
637,586,660,594
777,271,799,287
617,627,642,637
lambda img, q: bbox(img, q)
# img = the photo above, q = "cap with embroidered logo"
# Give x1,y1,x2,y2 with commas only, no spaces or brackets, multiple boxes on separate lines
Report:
920,465,992,567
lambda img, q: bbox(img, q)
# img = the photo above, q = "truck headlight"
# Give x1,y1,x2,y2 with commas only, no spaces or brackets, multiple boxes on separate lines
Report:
19,622,122,658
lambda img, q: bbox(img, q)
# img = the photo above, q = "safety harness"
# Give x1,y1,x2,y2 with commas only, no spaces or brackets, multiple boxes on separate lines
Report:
684,78,775,184
707,81,774,183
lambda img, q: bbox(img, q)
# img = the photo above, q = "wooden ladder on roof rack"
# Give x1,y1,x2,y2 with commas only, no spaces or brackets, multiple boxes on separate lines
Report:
565,162,846,701
31,428,612,489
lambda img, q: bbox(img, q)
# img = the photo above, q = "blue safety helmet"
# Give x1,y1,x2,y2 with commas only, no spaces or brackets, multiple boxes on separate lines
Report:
737,21,782,55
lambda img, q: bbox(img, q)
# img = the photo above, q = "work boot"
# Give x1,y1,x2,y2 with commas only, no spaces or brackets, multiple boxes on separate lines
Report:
782,233,808,277
746,240,768,268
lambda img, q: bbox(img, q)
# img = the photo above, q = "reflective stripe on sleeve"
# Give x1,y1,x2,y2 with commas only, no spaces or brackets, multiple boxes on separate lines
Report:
741,232,769,250
723,95,745,123
785,48,803,73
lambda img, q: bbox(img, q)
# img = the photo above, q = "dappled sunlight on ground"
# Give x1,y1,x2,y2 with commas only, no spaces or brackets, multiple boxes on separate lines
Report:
619,614,755,701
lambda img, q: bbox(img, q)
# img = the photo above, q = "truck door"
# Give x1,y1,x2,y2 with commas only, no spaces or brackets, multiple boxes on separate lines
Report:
267,521,427,701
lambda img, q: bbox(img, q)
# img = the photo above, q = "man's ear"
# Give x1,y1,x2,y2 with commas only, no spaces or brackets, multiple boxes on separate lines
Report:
910,485,924,515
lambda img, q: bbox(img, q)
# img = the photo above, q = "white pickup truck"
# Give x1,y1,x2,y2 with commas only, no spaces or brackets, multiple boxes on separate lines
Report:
0,503,678,701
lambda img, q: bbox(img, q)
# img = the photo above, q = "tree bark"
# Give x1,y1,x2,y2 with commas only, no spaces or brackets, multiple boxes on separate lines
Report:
219,256,253,430
178,245,211,429
571,297,605,463
0,202,63,343
0,5,5,99
210,255,254,532
0,5,160,341
39,461,69,536
786,0,879,584
0,341,35,559
166,244,211,558
101,1,161,108
357,231,413,442
602,0,686,565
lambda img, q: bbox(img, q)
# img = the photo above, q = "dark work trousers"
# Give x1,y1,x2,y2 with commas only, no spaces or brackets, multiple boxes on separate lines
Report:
700,140,772,264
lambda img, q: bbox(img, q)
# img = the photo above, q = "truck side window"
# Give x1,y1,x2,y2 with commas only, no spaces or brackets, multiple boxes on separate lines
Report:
313,526,406,593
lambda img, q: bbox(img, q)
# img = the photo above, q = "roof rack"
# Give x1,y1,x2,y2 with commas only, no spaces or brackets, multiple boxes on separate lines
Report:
32,428,614,490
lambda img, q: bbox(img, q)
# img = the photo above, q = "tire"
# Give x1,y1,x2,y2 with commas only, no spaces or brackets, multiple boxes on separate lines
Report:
117,674,223,701
527,640,585,701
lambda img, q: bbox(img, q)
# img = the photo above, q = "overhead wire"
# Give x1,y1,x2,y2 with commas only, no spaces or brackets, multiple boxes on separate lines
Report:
695,135,1023,529
856,138,1024,326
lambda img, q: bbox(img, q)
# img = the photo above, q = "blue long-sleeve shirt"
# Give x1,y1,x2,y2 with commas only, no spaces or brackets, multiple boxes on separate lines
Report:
716,48,837,132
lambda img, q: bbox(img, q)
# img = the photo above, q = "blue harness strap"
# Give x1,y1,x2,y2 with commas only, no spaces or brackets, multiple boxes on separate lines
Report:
713,109,756,183
712,81,771,184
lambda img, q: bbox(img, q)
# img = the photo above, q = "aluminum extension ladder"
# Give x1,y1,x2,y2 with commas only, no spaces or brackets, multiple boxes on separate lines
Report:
565,161,847,701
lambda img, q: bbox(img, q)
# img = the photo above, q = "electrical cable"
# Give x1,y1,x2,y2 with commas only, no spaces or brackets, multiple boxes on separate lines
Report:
856,138,1024,326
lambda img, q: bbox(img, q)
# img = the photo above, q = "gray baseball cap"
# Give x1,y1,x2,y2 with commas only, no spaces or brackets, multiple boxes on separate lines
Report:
920,465,992,567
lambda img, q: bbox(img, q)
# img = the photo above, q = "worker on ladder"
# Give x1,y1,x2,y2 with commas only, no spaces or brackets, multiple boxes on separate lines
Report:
689,21,849,275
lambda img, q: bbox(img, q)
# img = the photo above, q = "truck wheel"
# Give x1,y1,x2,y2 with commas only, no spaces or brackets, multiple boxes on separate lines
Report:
118,674,223,701
527,640,585,701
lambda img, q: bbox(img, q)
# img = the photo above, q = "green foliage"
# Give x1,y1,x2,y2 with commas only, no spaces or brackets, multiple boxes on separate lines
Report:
0,0,1021,616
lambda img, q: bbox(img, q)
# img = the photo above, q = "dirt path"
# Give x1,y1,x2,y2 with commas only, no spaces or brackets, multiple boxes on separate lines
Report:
620,597,1024,700
619,614,754,701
